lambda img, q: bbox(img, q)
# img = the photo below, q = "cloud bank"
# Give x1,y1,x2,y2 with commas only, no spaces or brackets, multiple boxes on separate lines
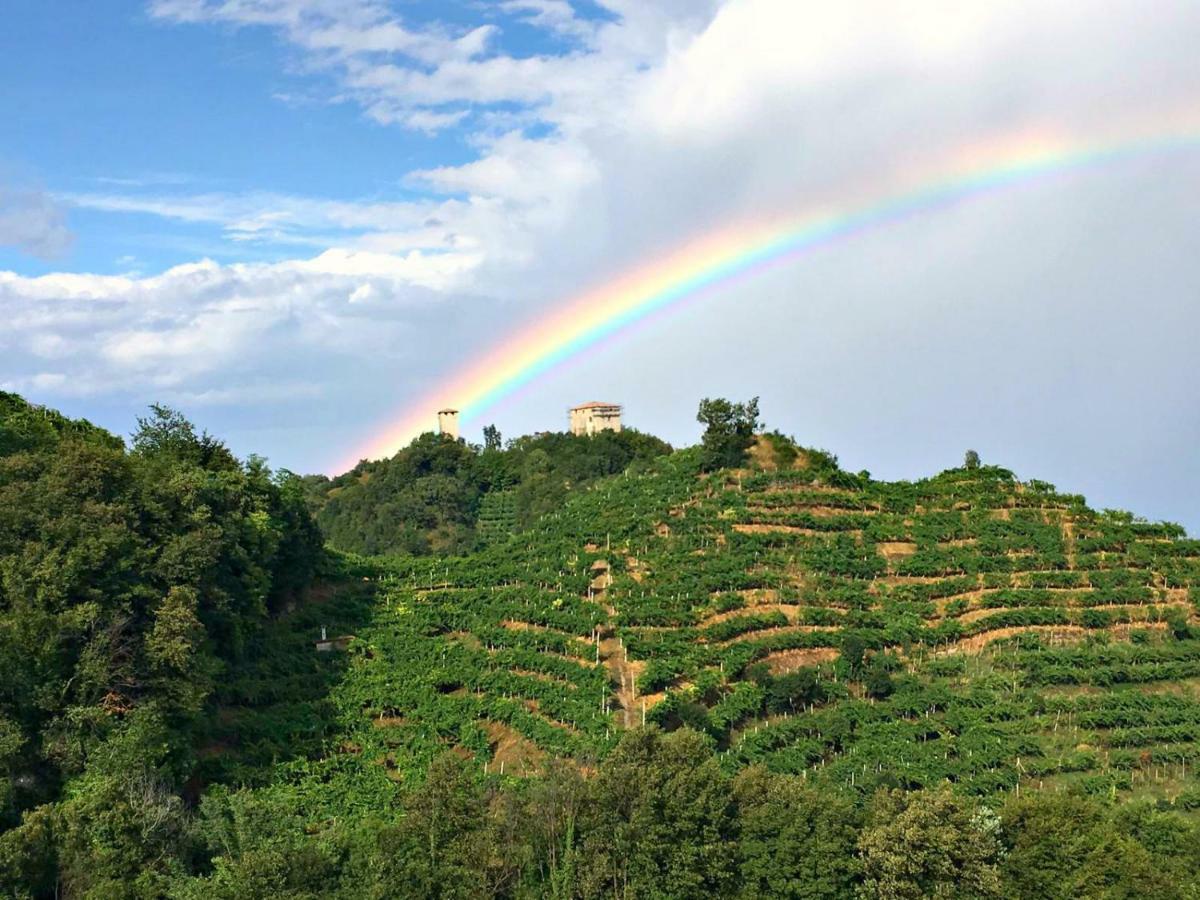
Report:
3,0,1199,529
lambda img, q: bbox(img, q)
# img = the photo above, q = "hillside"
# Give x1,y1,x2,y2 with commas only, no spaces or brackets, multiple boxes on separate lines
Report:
302,428,672,556
219,438,1200,797
6,396,1200,897
0,393,324,896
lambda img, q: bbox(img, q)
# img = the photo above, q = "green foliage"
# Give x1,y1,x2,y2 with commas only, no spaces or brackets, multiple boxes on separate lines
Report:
696,396,760,471
863,659,895,700
999,794,1199,899
580,728,736,899
858,789,1003,899
307,428,671,556
733,765,862,898
5,390,1200,896
482,423,502,452
0,394,322,894
58,729,1200,899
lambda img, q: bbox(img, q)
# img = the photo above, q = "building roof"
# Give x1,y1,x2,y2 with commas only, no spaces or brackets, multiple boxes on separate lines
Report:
437,408,459,414
570,401,621,410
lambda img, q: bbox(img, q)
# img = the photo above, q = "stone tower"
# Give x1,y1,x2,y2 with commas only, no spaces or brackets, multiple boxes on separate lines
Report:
437,408,460,440
569,401,622,436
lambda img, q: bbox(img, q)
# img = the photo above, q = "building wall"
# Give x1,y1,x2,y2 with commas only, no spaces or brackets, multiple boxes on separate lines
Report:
569,408,587,435
569,405,622,436
437,410,459,440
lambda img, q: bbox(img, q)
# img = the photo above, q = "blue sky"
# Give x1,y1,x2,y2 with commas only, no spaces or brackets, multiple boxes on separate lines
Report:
0,1,590,275
1,1,1198,532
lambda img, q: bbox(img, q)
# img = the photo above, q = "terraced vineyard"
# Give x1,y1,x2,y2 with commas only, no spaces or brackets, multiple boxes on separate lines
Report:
218,442,1200,806
629,457,1200,800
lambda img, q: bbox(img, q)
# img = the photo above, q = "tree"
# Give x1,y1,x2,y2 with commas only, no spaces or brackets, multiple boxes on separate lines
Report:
525,761,587,899
133,403,235,469
858,789,1003,899
312,426,670,556
57,709,189,897
999,795,1189,900
482,424,502,452
0,394,324,895
146,585,214,718
376,751,492,898
863,660,895,700
841,633,867,676
696,397,760,471
964,449,981,470
180,785,342,899
580,728,736,899
766,669,824,714
734,766,862,898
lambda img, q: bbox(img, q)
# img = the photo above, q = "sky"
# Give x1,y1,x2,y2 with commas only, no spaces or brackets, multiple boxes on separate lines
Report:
1,0,1198,532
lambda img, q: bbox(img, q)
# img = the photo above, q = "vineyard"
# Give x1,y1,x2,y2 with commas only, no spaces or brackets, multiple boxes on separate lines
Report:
214,441,1200,808
9,394,1200,897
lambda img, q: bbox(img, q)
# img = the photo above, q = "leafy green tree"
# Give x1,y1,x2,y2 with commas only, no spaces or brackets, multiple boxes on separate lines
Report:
858,789,1003,899
56,709,188,898
734,766,861,899
580,728,736,899
375,752,493,899
696,397,760,471
0,804,58,897
133,403,235,470
0,394,323,896
840,634,867,676
482,424,502,452
312,428,670,555
863,659,895,700
525,761,588,900
964,449,981,470
999,795,1189,900
765,669,824,714
177,785,342,900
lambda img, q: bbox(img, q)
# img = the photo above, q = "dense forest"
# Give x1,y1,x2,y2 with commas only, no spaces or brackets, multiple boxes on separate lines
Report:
3,392,1200,898
0,393,323,896
302,428,672,556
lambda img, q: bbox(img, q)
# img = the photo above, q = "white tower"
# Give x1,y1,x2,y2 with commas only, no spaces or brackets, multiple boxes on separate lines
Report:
569,401,622,436
437,408,460,440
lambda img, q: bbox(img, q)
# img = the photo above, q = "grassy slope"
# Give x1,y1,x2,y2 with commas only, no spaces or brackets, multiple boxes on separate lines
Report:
211,440,1200,816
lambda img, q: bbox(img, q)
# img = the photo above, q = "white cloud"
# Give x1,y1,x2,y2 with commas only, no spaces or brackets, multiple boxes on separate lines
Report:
4,0,1200,537
0,184,74,259
0,249,481,406
28,333,73,359
58,189,436,245
161,380,325,405
146,0,716,134
0,372,70,393
499,1,596,40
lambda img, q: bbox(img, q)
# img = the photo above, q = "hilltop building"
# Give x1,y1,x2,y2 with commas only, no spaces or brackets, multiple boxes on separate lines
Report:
569,401,622,437
437,408,459,440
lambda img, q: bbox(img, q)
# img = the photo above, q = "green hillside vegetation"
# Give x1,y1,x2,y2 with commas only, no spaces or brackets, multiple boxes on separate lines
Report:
302,428,672,556
4,392,1200,897
206,434,1200,800
0,393,323,895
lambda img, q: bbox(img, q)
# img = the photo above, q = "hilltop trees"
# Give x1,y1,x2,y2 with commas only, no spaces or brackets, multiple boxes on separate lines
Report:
0,393,322,894
697,396,760,470
483,424,502,452
965,449,981,470
307,428,672,556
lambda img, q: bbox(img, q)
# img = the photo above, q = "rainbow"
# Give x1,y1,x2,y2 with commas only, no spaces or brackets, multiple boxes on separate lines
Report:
339,119,1200,470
